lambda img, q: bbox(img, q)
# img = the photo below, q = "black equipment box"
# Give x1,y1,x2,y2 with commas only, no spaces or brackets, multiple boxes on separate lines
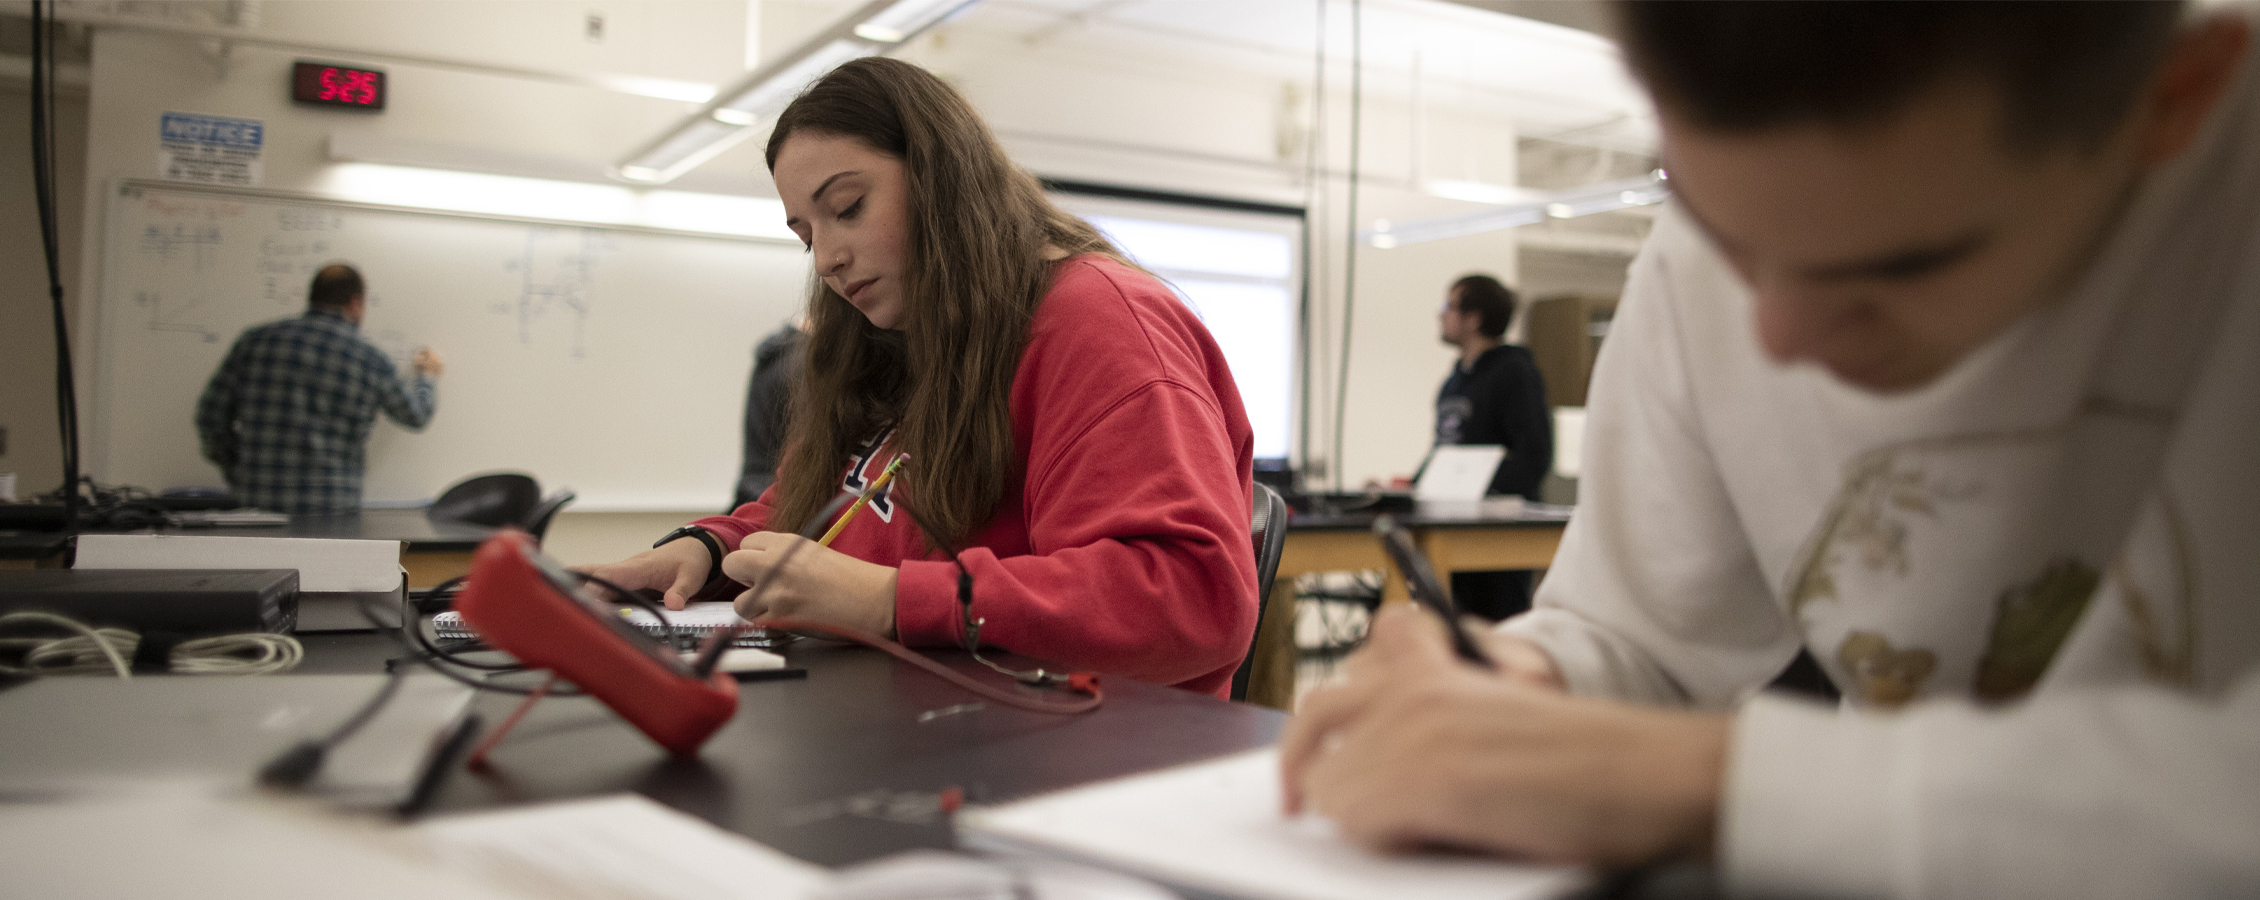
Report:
0,569,299,634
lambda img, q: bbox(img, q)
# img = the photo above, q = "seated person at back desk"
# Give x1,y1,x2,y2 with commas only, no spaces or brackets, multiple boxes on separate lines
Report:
1405,273,1553,620
586,58,1259,699
1285,2,2260,896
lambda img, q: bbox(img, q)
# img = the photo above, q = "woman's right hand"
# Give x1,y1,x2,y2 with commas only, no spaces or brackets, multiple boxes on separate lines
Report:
574,537,715,610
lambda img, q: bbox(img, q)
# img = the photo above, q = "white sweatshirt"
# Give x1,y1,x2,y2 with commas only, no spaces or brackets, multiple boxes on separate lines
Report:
1500,10,2260,898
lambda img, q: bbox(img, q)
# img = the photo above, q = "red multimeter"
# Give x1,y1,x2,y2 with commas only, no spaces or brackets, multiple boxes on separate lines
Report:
451,529,738,756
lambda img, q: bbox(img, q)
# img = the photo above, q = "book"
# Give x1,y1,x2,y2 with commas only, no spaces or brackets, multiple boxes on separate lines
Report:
433,601,782,650
959,748,1588,900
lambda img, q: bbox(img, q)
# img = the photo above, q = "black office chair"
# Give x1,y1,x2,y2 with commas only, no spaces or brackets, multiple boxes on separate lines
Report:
522,489,577,545
427,472,542,529
1230,483,1292,702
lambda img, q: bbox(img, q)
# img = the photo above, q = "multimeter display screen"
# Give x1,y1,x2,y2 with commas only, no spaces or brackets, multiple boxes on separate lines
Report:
522,544,696,677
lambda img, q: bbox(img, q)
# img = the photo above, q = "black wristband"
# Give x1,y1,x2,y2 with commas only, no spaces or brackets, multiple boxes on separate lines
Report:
653,525,728,596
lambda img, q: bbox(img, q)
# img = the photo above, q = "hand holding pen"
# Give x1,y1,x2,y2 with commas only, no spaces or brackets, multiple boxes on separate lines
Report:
694,457,907,674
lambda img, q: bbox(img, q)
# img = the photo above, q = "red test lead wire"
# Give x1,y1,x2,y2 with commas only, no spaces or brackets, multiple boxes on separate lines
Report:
753,617,1103,714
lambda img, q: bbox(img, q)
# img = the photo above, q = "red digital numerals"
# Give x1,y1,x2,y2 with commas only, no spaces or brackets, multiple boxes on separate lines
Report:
318,67,379,105
293,61,385,110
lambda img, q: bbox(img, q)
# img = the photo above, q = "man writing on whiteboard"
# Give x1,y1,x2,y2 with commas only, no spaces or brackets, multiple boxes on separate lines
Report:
1283,2,2260,895
195,263,444,514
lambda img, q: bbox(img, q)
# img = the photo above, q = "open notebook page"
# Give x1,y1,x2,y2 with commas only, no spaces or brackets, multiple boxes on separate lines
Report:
960,747,1588,900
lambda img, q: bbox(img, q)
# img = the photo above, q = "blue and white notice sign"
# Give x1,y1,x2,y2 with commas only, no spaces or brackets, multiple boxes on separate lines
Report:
158,112,265,186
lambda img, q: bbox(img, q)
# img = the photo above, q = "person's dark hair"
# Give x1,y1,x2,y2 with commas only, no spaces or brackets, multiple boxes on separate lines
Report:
760,57,1133,550
1615,1,2187,154
1451,274,1516,339
308,264,364,310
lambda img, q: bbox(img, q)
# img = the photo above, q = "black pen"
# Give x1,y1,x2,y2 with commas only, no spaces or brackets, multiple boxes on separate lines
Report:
1373,515,1496,669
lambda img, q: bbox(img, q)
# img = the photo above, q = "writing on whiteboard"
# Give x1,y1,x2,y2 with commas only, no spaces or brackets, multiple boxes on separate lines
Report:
498,228,612,360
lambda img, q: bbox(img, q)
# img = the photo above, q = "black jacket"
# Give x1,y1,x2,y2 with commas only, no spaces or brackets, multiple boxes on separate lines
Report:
1430,344,1552,500
733,323,803,509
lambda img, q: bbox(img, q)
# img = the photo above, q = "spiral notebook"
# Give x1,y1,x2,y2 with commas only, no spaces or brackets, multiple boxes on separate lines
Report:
432,601,782,649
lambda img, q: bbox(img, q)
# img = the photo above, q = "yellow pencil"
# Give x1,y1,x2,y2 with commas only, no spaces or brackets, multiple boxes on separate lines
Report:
817,456,903,547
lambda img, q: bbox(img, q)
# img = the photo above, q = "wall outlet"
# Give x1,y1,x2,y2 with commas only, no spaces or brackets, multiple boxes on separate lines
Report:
0,424,8,457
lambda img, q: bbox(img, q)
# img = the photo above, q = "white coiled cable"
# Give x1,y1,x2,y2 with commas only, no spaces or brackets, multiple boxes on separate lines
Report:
0,611,302,678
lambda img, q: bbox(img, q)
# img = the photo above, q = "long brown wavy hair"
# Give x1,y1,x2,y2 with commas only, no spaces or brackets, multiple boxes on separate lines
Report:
762,57,1128,550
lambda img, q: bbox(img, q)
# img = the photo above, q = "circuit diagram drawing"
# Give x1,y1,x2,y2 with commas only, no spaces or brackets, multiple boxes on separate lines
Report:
497,228,608,359
134,224,229,342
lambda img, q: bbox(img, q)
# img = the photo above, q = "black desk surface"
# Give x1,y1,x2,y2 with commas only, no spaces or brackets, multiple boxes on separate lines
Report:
1285,507,1573,532
299,632,1284,868
0,530,71,561
0,508,495,560
155,507,494,550
1,634,1712,897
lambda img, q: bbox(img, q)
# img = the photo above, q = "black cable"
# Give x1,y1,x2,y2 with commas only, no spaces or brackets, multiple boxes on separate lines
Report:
259,665,408,787
361,589,583,697
28,0,81,534
1332,0,1363,491
267,535,795,788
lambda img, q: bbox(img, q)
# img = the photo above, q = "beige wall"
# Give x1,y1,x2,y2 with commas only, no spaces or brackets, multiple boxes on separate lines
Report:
541,509,704,568
0,80,86,500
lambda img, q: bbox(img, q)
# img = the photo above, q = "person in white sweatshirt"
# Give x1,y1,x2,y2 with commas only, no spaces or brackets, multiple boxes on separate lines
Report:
1282,2,2260,897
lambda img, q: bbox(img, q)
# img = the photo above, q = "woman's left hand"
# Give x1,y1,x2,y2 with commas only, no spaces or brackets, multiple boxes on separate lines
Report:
720,532,899,638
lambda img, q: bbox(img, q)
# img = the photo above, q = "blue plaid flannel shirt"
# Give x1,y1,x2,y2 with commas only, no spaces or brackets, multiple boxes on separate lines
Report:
195,309,436,514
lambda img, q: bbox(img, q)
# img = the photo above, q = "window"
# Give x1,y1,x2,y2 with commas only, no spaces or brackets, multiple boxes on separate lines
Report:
1052,193,1302,464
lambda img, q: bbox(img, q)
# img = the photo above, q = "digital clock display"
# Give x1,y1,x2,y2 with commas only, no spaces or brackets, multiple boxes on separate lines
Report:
292,61,386,110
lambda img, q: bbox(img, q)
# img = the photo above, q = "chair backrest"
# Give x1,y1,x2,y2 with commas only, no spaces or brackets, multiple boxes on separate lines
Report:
522,489,577,544
1230,483,1292,702
427,472,541,528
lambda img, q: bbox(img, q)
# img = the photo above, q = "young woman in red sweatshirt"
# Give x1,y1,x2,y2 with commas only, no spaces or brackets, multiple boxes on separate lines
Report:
587,58,1258,698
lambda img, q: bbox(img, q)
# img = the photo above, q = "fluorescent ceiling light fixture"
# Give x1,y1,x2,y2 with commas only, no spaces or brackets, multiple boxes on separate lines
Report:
317,163,795,242
853,0,981,42
1422,179,1537,206
616,0,984,185
591,74,718,104
625,118,757,185
1363,175,1670,248
715,40,875,119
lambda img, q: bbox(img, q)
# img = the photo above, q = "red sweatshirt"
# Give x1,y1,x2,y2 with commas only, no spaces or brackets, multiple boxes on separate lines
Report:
690,255,1258,697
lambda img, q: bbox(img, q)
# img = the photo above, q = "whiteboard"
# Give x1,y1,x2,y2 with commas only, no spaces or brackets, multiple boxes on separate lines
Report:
92,181,811,512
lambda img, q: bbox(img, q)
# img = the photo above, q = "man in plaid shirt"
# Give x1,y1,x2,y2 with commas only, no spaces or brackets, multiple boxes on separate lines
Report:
196,264,443,514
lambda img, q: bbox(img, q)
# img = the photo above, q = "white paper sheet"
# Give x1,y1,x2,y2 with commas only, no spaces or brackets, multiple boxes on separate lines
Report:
417,794,832,900
0,783,535,900
960,748,1587,900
